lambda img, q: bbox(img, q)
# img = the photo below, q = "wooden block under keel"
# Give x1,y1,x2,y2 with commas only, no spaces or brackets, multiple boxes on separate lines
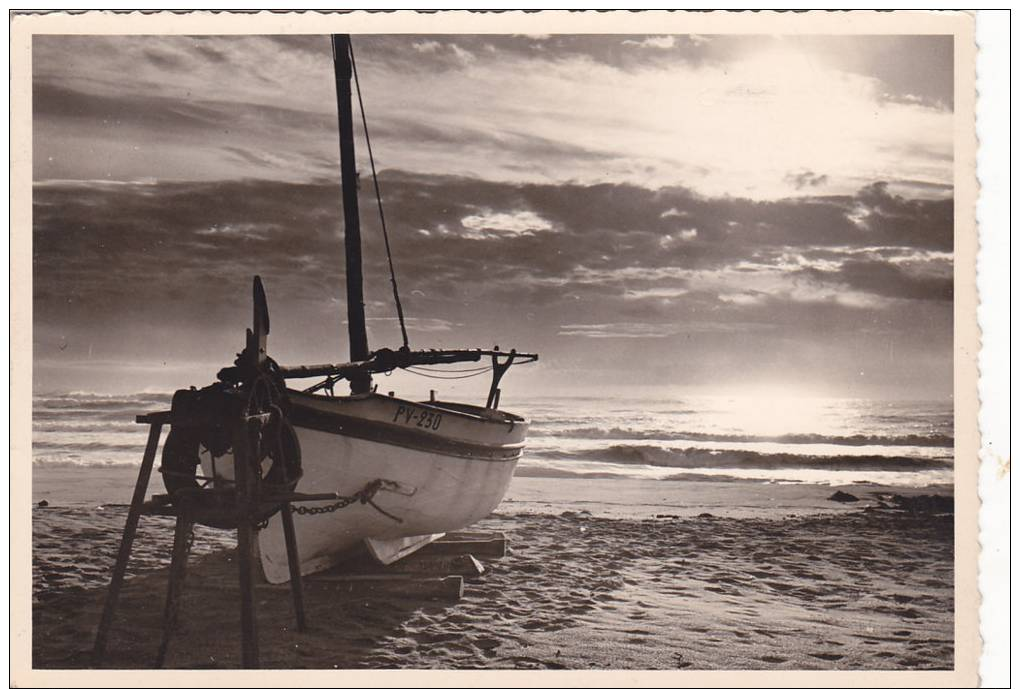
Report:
387,553,486,579
424,532,507,559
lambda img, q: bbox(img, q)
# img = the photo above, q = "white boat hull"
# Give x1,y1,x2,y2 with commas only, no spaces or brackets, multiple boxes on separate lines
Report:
254,391,526,584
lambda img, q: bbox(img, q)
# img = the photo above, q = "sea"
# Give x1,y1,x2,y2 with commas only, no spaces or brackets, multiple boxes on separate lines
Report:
32,390,954,489
30,390,953,599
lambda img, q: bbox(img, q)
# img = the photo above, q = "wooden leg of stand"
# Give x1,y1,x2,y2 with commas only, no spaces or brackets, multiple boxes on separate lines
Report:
155,513,194,668
237,519,259,668
234,423,260,669
92,422,163,666
280,505,306,631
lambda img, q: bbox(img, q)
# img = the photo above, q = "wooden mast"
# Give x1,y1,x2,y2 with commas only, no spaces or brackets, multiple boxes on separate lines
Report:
332,34,372,394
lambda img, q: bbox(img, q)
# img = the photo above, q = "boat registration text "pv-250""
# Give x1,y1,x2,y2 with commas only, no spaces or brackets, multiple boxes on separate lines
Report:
393,405,443,431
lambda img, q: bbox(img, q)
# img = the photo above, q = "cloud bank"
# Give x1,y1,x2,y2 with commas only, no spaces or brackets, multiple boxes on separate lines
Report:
34,34,954,199
33,172,953,396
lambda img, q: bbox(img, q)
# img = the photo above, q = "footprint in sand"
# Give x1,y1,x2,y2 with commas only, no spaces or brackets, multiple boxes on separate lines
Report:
473,637,501,652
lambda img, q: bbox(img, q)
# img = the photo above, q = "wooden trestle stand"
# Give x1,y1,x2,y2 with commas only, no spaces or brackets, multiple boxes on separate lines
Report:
91,410,307,669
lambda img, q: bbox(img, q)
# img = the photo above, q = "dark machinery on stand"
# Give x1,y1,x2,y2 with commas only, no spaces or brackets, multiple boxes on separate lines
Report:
92,278,308,669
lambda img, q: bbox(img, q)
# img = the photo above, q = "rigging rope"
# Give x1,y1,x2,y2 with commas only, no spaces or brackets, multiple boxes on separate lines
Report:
304,355,535,392
349,40,410,349
404,368,494,380
406,364,494,374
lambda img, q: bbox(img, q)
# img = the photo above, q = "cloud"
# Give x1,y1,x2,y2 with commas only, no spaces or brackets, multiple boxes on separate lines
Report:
558,322,676,338
32,80,336,183
718,292,766,306
33,34,954,200
805,258,953,302
658,229,697,248
459,210,554,239
412,40,442,53
363,317,459,333
33,171,953,334
31,170,954,395
558,319,777,338
660,207,688,218
785,170,829,190
622,35,677,50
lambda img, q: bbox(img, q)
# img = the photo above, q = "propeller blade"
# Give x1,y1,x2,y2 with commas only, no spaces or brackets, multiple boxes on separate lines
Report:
253,275,270,336
250,276,270,366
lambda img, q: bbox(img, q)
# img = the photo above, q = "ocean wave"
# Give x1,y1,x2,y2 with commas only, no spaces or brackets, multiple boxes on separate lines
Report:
32,420,138,434
513,466,631,480
33,440,147,453
529,427,953,448
534,445,952,472
32,409,160,423
33,392,171,410
33,456,141,468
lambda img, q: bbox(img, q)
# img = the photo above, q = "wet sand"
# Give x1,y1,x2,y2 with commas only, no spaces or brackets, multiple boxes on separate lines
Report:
32,475,953,670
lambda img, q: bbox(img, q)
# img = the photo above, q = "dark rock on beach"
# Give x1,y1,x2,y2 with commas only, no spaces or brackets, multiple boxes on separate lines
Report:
890,493,954,514
828,490,859,503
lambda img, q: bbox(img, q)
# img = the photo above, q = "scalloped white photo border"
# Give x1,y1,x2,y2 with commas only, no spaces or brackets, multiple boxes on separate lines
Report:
5,8,1008,687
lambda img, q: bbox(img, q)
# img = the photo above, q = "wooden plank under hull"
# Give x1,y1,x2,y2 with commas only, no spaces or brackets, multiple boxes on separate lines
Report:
255,392,526,584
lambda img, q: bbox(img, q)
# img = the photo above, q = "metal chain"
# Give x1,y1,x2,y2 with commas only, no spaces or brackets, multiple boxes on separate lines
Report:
291,494,362,516
291,478,402,521
253,479,403,531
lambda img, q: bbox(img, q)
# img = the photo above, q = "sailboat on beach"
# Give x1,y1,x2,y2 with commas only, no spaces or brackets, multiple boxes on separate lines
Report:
159,34,538,583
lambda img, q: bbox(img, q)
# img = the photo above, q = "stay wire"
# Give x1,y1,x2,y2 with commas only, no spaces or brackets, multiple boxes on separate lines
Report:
349,40,409,349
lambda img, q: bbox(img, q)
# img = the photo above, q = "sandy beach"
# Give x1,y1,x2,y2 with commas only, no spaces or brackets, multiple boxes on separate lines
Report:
33,474,954,670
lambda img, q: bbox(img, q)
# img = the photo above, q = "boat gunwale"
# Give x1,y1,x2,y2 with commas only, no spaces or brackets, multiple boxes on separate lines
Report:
285,388,529,426
285,391,527,462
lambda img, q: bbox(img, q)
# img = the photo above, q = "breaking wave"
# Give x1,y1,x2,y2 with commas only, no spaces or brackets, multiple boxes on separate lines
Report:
531,445,952,472
33,392,171,410
529,427,953,448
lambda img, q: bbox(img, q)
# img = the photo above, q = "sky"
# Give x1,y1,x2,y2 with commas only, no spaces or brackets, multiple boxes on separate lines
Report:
32,33,955,399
